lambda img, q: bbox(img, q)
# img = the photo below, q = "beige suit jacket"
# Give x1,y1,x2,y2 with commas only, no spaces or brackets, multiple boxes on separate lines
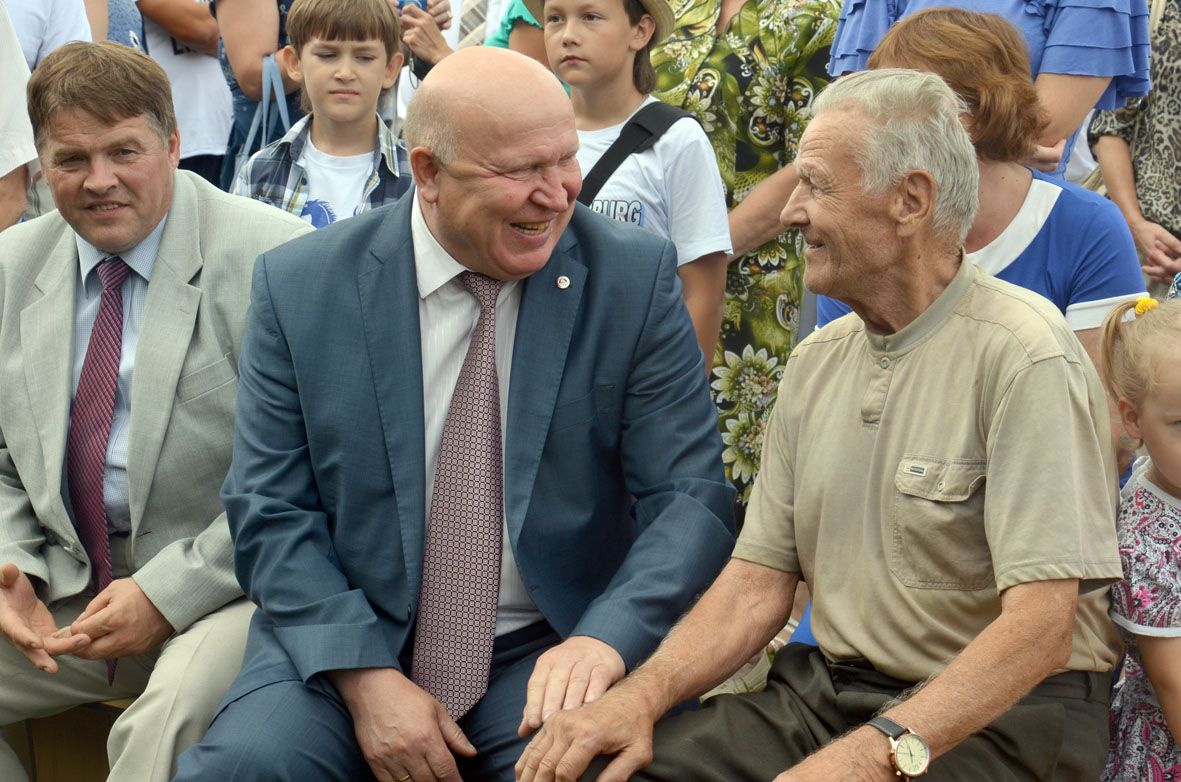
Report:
0,170,311,632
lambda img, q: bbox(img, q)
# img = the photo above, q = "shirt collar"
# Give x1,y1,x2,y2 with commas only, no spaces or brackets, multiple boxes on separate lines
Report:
287,113,403,178
75,213,168,289
864,250,972,356
412,192,470,300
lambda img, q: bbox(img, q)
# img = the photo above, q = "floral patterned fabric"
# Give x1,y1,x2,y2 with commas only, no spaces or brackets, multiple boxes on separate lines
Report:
651,0,839,505
1103,457,1181,781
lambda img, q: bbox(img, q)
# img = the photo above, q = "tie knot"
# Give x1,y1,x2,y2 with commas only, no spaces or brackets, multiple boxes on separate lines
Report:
96,257,132,292
459,271,504,311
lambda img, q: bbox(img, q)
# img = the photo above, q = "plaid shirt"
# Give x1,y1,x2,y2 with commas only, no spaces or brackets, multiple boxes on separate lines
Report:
232,113,411,220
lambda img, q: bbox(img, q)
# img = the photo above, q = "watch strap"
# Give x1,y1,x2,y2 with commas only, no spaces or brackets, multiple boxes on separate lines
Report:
867,715,909,740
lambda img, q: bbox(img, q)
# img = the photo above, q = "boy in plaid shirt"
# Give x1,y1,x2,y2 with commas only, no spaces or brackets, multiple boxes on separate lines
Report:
233,0,411,226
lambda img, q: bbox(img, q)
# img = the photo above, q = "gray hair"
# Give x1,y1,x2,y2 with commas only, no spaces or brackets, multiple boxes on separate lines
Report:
812,68,979,242
402,84,460,165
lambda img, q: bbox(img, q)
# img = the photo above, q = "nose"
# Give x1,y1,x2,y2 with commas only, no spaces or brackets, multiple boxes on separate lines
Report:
780,178,808,230
532,166,575,212
83,157,118,195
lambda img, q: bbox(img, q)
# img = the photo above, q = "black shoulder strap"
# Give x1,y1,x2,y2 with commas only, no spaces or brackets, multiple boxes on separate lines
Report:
577,101,696,206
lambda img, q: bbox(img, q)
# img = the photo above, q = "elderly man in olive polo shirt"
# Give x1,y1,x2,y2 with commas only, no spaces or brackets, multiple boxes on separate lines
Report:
514,68,1124,782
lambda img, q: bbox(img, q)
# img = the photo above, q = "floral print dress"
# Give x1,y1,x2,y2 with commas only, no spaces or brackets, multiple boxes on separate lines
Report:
1103,457,1181,781
651,0,840,505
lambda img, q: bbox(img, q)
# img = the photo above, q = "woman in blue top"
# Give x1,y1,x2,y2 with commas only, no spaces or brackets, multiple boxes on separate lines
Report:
829,0,1150,179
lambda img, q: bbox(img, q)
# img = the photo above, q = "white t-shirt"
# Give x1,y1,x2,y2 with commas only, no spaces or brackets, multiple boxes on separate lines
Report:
0,4,36,179
576,96,732,265
296,139,374,228
144,20,232,160
6,0,91,70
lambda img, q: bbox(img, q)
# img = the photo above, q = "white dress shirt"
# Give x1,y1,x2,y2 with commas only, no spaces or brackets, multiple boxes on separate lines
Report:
67,217,167,534
411,195,543,636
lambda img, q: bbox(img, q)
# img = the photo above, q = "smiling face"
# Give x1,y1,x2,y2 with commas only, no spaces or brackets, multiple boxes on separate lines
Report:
288,37,400,126
419,102,582,280
40,109,179,255
542,0,653,91
780,109,900,303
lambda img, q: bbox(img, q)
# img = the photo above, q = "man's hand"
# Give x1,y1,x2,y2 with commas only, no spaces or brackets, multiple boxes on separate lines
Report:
329,667,476,782
515,684,657,782
402,6,455,66
60,577,173,660
772,728,894,782
1131,218,1181,283
0,563,88,672
1025,139,1066,172
518,635,625,738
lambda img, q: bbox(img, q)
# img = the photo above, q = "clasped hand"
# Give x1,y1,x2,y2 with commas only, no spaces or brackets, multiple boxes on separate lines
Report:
0,563,173,672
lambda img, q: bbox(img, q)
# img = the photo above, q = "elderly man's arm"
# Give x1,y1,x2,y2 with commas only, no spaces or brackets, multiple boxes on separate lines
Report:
777,578,1078,780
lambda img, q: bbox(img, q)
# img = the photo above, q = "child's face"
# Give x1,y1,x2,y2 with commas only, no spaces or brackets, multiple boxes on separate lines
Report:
541,0,653,91
288,38,401,126
1122,359,1181,497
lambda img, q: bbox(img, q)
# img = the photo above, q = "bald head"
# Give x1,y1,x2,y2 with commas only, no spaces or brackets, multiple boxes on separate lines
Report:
404,47,571,164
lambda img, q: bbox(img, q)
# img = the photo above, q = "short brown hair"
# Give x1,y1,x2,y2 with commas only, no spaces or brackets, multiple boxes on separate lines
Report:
868,8,1048,162
287,0,402,59
27,41,177,149
624,0,656,94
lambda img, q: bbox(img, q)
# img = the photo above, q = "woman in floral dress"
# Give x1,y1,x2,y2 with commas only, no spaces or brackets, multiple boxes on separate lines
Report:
651,0,839,509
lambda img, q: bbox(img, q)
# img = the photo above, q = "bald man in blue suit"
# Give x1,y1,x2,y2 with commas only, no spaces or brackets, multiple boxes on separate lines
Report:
176,47,734,782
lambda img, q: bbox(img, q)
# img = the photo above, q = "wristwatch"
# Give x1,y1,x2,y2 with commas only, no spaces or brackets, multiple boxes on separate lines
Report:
867,716,930,780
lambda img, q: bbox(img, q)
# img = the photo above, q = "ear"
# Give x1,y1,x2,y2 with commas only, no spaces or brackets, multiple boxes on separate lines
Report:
279,45,303,85
409,147,443,202
384,49,404,89
892,169,936,238
1118,397,1143,442
166,128,181,168
629,13,655,50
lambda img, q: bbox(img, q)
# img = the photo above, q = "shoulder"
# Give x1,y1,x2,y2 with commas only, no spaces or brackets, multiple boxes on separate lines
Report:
564,205,674,282
180,170,310,250
0,210,73,284
956,268,1087,365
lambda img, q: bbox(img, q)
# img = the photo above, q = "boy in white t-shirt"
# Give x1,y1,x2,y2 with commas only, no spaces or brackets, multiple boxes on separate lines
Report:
526,0,731,361
233,0,412,227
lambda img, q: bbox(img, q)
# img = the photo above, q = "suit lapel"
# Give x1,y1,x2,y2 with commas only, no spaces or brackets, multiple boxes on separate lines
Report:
20,227,81,534
126,174,203,529
357,198,426,596
505,241,586,548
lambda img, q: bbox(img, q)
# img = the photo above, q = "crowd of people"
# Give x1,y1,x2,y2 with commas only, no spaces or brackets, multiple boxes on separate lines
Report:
0,0,1178,780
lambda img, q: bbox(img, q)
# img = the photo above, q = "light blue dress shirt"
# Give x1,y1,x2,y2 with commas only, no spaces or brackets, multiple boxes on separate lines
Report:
66,216,167,534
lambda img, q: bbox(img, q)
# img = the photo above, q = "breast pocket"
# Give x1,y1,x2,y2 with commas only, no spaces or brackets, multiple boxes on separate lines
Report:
176,354,238,403
889,455,992,590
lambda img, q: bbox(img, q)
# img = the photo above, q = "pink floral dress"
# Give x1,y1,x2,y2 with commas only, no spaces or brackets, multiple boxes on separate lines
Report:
1103,458,1181,781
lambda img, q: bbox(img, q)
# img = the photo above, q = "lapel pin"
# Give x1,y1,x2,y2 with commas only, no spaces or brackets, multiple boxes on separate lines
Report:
556,275,571,290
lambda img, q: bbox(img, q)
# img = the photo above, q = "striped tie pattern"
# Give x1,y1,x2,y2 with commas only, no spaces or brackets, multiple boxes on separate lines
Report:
66,257,131,685
411,271,505,718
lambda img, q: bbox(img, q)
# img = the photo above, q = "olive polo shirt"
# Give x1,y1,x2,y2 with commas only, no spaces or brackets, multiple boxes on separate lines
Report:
735,260,1123,682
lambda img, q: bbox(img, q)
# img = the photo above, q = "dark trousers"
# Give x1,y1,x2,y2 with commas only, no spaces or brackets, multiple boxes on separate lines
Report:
587,643,1110,781
174,621,560,782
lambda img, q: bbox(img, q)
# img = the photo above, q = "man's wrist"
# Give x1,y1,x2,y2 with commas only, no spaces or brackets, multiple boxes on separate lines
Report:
846,726,899,779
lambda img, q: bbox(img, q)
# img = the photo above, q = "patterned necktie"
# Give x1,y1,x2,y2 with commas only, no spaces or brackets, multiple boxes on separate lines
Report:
411,271,506,718
66,257,131,685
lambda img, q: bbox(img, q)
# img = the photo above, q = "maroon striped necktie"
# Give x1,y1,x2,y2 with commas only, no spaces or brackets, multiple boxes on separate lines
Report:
66,257,131,685
411,271,505,718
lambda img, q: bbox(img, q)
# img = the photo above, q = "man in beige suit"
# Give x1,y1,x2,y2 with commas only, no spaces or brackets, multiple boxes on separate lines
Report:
0,42,311,782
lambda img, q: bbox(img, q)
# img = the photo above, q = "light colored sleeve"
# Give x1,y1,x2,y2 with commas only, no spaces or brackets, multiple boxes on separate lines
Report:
0,5,37,180
659,118,732,264
41,0,93,64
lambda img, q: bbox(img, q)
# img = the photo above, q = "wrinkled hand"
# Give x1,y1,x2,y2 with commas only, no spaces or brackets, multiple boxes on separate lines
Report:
428,0,453,29
59,577,173,660
0,563,87,672
402,6,455,66
515,685,656,782
330,667,476,782
518,635,625,738
1131,218,1181,283
773,729,894,782
1025,139,1066,172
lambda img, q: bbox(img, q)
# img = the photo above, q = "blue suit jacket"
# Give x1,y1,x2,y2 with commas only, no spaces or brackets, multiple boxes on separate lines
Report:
222,194,735,694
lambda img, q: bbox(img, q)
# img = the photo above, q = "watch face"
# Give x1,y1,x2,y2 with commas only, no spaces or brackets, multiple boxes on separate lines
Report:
894,734,930,776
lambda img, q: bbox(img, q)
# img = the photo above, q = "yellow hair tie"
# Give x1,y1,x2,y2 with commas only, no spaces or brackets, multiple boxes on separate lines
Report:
1135,297,1159,317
